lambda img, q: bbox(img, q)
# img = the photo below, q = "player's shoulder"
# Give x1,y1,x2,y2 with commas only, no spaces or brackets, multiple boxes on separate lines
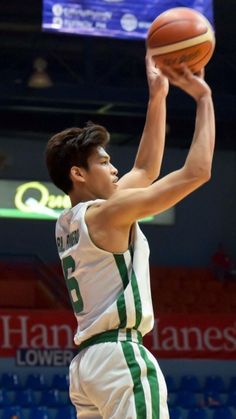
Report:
85,189,139,229
85,200,104,220
86,189,132,214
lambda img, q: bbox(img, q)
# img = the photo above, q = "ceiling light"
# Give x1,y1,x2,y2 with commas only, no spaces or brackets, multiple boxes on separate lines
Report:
28,57,53,88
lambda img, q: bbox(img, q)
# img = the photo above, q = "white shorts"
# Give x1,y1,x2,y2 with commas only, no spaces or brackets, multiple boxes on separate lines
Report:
69,334,169,419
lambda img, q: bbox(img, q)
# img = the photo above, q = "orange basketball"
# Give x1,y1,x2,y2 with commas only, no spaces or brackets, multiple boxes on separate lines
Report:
147,7,215,73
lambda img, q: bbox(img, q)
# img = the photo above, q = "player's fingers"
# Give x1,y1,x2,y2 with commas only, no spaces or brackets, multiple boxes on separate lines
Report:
146,56,164,78
197,67,205,79
160,65,175,78
177,63,193,79
145,52,156,69
161,65,187,82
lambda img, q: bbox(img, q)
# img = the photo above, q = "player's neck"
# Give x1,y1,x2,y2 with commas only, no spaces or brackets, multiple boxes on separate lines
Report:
69,188,97,207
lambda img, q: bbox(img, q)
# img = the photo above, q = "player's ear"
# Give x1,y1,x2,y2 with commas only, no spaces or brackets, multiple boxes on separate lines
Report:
70,166,86,183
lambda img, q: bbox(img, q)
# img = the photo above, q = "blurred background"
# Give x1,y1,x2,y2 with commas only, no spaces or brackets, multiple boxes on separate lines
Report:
0,0,236,418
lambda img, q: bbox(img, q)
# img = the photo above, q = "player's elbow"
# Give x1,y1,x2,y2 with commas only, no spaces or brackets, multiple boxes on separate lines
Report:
193,170,211,186
184,163,211,185
202,167,212,182
199,160,212,182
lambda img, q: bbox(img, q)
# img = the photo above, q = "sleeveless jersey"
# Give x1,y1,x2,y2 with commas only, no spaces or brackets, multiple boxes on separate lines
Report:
55,200,154,346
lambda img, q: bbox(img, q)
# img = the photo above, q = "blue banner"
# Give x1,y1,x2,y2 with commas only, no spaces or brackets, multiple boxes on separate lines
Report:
42,0,214,40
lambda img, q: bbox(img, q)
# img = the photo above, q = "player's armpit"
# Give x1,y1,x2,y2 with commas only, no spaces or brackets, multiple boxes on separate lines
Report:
116,167,156,190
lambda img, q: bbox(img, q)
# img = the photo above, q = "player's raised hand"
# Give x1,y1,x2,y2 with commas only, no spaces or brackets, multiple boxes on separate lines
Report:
161,64,211,102
145,53,169,99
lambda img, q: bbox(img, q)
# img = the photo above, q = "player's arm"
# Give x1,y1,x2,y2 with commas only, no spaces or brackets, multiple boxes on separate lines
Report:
95,67,215,226
117,54,169,190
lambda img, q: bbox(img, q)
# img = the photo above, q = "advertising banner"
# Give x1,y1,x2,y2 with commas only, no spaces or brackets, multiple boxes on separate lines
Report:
0,310,235,367
42,0,214,40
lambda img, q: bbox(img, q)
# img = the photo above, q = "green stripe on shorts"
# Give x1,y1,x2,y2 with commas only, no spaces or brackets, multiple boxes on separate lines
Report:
121,341,147,419
139,346,160,419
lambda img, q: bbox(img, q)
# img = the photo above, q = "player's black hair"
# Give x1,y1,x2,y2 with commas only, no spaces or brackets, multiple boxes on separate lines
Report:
45,122,110,194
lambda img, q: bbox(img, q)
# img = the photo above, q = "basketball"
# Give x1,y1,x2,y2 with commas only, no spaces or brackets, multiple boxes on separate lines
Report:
147,7,215,73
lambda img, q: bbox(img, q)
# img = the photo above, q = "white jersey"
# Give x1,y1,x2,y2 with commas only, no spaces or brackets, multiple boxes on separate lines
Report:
56,200,154,346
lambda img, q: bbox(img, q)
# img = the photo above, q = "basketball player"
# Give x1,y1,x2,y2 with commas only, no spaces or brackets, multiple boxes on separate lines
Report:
45,57,215,419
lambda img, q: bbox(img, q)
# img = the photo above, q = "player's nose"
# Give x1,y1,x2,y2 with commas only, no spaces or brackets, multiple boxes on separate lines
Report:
111,164,118,176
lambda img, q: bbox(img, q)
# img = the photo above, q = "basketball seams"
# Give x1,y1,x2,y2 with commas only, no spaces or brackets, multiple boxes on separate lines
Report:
148,19,208,46
188,45,214,71
151,41,212,59
148,27,213,57
150,44,213,73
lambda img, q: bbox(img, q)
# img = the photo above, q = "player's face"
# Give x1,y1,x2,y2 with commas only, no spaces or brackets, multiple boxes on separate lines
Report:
84,147,119,199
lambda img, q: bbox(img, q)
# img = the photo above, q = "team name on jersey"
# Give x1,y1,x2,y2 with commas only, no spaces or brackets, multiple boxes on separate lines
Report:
57,229,79,252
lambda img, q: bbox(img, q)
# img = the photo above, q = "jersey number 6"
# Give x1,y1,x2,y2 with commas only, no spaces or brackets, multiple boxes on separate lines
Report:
62,255,84,314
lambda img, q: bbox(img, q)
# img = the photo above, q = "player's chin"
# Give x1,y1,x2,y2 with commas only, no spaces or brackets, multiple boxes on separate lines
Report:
102,187,116,199
112,182,119,192
106,184,118,198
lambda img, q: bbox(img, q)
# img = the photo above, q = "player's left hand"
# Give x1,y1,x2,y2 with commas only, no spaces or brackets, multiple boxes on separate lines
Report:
146,53,169,99
161,64,211,102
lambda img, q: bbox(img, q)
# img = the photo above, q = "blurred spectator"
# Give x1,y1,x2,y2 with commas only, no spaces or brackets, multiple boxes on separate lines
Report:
211,243,235,280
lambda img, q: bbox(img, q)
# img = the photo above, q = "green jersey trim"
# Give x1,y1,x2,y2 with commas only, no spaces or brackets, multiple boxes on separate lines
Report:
113,253,130,288
131,267,143,329
114,253,129,328
129,247,143,329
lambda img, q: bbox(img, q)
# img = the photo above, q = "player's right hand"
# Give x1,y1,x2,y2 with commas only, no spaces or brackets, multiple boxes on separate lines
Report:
146,53,169,99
